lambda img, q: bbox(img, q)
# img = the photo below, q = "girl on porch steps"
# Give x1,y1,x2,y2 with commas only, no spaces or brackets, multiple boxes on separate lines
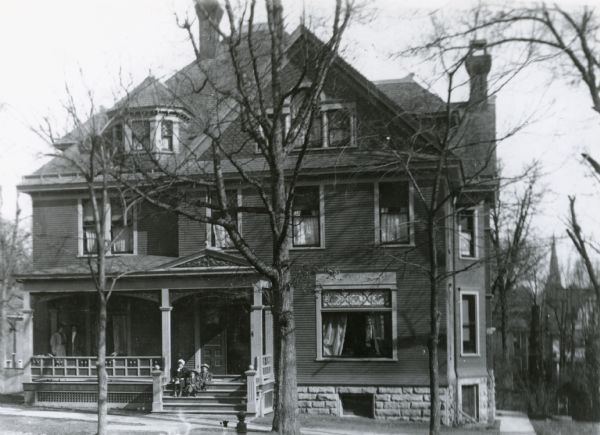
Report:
171,359,191,397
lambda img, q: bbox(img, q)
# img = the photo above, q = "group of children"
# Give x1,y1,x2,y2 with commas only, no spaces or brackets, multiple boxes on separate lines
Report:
171,359,213,397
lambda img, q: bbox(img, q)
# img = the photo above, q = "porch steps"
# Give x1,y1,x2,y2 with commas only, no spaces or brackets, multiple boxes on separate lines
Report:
162,375,247,415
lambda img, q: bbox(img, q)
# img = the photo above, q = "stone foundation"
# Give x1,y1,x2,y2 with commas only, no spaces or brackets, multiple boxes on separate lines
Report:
297,385,454,423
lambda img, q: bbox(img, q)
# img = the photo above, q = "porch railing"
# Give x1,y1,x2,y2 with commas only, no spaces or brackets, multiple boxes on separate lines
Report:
261,354,273,382
30,356,162,378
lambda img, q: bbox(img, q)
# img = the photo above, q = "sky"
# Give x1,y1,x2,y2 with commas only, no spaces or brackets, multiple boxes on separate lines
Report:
0,0,598,276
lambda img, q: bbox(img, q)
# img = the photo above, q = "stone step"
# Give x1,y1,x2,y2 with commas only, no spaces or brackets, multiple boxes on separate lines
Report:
163,402,246,413
164,396,246,404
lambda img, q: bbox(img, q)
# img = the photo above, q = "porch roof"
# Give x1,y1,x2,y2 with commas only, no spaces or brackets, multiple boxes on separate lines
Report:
16,249,256,281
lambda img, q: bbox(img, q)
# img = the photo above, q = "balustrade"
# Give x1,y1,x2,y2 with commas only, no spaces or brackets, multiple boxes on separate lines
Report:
30,356,162,378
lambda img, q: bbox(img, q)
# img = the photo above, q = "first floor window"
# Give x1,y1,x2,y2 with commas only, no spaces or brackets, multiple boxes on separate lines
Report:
459,209,476,257
292,186,321,247
461,293,478,355
209,189,238,249
321,289,393,358
379,182,410,244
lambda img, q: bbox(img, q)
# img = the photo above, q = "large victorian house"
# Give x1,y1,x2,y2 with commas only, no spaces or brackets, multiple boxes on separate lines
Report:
16,1,496,425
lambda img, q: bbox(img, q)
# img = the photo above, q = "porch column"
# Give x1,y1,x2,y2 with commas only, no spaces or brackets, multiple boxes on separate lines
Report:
264,306,274,357
22,292,33,382
250,282,264,377
160,288,172,381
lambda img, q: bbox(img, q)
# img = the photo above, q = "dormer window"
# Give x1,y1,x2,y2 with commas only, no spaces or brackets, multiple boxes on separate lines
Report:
131,120,151,151
160,120,174,152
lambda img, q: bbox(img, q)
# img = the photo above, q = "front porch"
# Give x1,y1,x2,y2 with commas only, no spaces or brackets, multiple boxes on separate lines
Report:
20,250,275,415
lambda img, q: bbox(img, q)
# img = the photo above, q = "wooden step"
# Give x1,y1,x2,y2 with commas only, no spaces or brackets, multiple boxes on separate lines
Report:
163,402,246,413
164,396,246,405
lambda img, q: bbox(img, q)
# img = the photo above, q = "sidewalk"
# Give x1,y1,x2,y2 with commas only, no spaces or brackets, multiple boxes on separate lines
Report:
497,410,536,435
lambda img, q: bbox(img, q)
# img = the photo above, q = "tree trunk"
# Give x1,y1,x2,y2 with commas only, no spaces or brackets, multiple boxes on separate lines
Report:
271,266,299,435
500,289,508,356
427,218,441,435
97,293,108,435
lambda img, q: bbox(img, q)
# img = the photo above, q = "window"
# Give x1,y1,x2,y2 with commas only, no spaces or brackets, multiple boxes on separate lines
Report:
459,209,476,258
292,186,321,248
81,199,134,255
160,120,173,151
320,289,393,358
131,120,151,151
461,293,478,355
208,189,239,249
377,182,411,245
112,124,124,149
325,108,352,148
461,384,479,420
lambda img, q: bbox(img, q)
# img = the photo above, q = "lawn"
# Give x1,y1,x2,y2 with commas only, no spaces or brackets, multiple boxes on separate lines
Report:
531,418,600,435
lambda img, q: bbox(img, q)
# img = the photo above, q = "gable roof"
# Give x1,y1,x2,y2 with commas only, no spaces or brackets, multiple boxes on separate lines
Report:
111,76,192,114
157,248,250,270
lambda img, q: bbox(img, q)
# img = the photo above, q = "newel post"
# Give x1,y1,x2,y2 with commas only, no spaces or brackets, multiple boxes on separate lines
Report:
151,370,163,412
245,366,257,415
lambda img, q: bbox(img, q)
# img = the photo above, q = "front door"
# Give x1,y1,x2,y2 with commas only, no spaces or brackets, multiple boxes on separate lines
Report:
201,328,227,375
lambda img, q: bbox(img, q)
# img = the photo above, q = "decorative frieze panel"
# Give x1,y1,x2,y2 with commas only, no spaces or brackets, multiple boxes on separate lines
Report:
321,289,391,308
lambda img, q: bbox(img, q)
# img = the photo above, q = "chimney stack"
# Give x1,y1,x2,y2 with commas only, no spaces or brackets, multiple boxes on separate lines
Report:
465,40,491,104
195,0,224,60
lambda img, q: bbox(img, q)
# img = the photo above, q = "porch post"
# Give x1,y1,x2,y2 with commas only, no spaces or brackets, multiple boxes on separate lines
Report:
22,292,33,383
160,288,172,381
250,282,264,378
264,306,274,358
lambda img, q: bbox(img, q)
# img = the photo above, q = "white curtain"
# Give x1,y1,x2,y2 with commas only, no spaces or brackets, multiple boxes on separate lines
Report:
322,314,347,356
112,224,133,253
293,213,319,246
381,211,408,244
460,231,472,256
84,229,97,253
212,225,233,248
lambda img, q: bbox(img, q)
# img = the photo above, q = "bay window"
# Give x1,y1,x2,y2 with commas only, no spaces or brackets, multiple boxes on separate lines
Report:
292,186,322,248
131,120,151,151
459,208,476,258
320,289,393,359
376,182,411,245
461,292,478,355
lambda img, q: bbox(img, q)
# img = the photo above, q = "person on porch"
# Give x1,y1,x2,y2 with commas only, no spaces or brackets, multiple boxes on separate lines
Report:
171,359,191,397
50,324,66,357
191,363,212,395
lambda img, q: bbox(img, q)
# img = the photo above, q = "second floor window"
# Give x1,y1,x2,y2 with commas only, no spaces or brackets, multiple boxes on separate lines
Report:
459,209,476,258
209,190,239,249
131,120,151,151
81,199,134,255
112,124,124,149
378,182,410,245
292,186,321,247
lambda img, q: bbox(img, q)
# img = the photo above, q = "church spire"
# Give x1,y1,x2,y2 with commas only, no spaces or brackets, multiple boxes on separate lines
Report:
545,235,563,291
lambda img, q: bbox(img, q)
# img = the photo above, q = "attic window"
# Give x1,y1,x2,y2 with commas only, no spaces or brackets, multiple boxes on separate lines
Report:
131,120,151,151
160,120,174,152
325,108,353,147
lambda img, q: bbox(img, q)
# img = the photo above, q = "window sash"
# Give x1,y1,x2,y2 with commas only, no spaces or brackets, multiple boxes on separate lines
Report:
209,189,238,249
379,182,410,245
81,199,134,255
131,120,151,151
326,109,352,148
461,294,478,354
160,120,173,151
459,210,476,257
292,186,320,247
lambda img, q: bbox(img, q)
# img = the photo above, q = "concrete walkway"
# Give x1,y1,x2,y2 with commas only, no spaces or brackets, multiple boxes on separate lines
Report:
497,410,536,435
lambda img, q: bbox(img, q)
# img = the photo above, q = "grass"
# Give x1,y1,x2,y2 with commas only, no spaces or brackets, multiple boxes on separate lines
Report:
531,418,600,435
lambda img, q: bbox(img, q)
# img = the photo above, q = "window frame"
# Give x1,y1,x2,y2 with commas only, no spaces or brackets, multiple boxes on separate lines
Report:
458,207,478,259
460,290,480,357
315,272,398,362
129,119,152,152
373,181,414,247
77,198,137,257
290,183,325,250
321,102,356,149
205,188,243,250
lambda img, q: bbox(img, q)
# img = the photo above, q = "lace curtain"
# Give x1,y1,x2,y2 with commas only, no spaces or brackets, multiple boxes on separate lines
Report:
381,210,408,244
212,225,233,248
322,314,347,356
293,211,319,246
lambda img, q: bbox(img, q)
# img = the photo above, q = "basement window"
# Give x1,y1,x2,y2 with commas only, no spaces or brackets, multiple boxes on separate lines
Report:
340,393,374,418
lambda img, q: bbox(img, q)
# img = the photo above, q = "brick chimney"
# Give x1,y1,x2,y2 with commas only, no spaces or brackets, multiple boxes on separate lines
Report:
195,0,224,59
465,40,491,104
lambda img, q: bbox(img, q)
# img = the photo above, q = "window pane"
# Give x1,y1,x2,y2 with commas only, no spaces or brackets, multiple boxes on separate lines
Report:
327,109,352,147
210,189,238,249
461,294,477,354
459,210,475,257
322,312,392,358
160,120,173,151
113,124,123,148
379,182,410,244
110,201,133,254
292,186,320,247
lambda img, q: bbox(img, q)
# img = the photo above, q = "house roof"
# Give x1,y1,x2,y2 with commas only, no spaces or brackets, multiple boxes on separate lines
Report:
375,75,446,114
111,76,192,114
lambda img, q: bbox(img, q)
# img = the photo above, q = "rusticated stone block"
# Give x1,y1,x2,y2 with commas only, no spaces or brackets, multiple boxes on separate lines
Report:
325,401,337,408
375,402,385,409
404,394,424,402
337,386,377,394
383,402,400,409
391,394,403,401
308,386,335,394
375,409,402,417
376,394,390,401
402,387,414,394
414,387,429,394
401,409,422,417
312,401,325,408
423,394,430,401
316,393,337,401
377,387,402,394
297,386,309,393
306,408,330,415
411,401,430,409
298,401,312,408
298,393,316,400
